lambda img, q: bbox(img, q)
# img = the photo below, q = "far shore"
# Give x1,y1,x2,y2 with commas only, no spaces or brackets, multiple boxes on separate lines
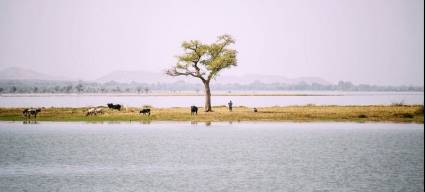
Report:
0,105,423,123
0,93,342,97
1,91,424,97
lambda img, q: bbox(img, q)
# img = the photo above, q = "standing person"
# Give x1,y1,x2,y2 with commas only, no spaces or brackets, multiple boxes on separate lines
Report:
228,100,233,112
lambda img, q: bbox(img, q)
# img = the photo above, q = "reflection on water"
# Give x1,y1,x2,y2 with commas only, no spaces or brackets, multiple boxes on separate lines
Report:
190,121,236,126
85,120,153,125
0,122,423,192
22,120,38,124
141,120,151,124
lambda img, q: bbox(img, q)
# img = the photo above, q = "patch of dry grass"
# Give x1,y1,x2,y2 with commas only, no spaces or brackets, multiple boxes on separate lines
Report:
0,105,423,123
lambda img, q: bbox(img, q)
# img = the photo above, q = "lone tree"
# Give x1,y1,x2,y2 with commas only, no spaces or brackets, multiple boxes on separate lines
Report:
166,34,237,112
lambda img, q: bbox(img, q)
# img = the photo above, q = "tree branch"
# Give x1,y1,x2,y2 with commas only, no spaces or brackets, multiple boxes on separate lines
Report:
166,68,198,78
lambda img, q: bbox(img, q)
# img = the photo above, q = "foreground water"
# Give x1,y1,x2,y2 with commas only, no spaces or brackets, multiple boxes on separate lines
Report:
0,92,423,107
0,122,423,192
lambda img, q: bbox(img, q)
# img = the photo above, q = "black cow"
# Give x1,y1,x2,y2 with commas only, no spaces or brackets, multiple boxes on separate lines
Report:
107,103,122,111
23,108,41,119
22,109,30,118
191,106,198,115
140,108,151,116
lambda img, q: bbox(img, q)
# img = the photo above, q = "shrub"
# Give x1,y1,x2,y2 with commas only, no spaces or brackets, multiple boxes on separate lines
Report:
358,114,368,118
401,113,414,118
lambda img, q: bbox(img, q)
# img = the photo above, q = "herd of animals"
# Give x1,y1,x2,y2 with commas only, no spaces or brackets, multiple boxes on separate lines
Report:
22,103,200,119
22,102,259,119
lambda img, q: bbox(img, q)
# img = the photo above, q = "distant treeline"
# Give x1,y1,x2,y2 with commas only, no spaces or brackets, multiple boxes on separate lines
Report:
0,80,422,94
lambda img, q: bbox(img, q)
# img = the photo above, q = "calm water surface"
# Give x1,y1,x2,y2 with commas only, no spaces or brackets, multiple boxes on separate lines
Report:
0,122,423,192
0,92,423,107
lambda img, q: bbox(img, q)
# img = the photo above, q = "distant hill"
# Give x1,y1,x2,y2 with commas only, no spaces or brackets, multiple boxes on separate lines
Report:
0,67,64,81
0,67,330,85
215,74,330,85
96,70,183,83
96,70,331,85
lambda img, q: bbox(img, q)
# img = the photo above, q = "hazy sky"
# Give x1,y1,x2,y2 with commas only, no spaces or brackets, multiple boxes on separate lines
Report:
0,0,423,86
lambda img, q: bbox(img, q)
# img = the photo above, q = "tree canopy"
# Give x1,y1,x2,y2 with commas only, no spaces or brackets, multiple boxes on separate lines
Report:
166,34,237,83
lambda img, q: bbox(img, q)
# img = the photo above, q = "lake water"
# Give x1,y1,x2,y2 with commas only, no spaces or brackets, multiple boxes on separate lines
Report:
0,121,423,192
0,92,423,108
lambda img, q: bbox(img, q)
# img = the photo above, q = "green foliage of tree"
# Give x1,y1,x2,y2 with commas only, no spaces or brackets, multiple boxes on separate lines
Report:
166,34,238,112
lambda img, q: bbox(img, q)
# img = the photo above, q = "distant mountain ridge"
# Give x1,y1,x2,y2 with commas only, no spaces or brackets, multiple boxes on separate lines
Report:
1,67,330,85
96,70,331,85
0,67,67,81
95,70,182,83
215,74,330,85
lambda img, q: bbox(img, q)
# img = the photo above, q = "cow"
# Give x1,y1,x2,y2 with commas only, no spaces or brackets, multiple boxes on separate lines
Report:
253,108,258,112
22,109,30,118
191,106,198,115
95,108,104,115
140,108,151,116
86,108,96,116
107,103,122,111
29,108,41,118
23,108,41,119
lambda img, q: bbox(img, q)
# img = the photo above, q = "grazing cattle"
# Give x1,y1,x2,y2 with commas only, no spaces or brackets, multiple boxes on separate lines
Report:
86,108,96,116
253,108,258,112
191,106,198,115
23,108,41,119
140,108,151,116
86,108,104,116
95,108,103,114
107,103,122,111
22,109,30,117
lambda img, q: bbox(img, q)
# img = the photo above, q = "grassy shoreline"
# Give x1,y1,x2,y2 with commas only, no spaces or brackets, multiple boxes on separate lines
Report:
0,105,423,123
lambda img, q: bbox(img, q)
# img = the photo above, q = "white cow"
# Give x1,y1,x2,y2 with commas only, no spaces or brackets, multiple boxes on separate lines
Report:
86,108,96,116
95,108,103,115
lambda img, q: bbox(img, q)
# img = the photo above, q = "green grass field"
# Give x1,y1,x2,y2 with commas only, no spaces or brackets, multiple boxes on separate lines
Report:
0,105,423,123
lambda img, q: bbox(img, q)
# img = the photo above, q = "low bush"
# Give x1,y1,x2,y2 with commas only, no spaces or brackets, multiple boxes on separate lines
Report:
358,114,368,118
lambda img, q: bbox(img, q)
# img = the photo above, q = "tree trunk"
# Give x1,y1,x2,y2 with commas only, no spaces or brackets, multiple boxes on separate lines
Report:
204,81,212,112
